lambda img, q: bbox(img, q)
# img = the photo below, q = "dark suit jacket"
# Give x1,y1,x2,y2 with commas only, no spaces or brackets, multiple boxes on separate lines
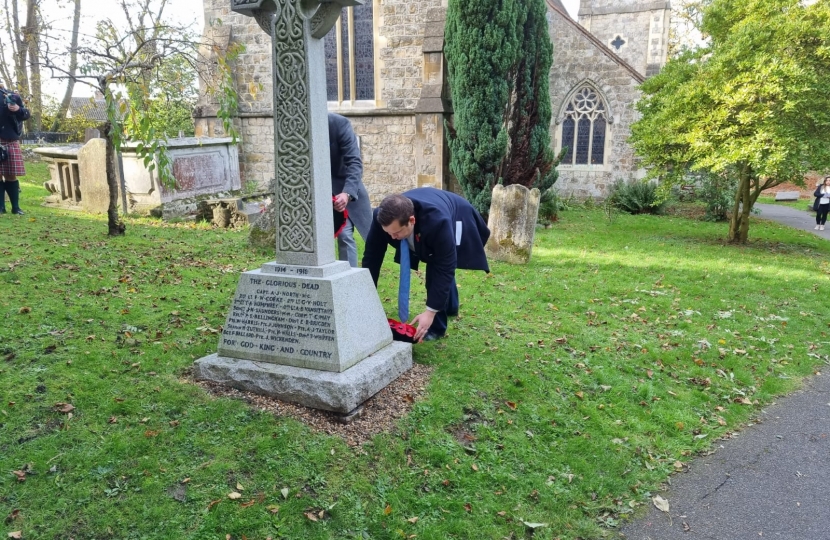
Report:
328,113,372,238
362,188,490,311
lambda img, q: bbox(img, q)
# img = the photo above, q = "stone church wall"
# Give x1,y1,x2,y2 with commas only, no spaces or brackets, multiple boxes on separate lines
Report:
195,0,441,205
548,8,644,199
577,0,670,77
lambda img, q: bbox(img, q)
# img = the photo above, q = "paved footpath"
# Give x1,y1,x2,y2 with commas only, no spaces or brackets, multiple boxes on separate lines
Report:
617,204,830,540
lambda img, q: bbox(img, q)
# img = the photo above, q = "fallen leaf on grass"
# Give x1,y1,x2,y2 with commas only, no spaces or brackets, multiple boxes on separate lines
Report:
407,517,419,523
464,502,472,512
18,307,31,314
207,499,222,510
4,509,20,524
108,416,117,424
522,521,548,530
267,504,280,514
11,471,26,482
280,487,289,499
384,504,392,516
227,492,242,500
53,403,74,414
240,499,256,508
505,401,517,410
8,532,22,539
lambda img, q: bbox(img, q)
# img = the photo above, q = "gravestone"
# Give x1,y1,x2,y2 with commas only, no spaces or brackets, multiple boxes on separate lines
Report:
77,139,110,213
774,191,800,202
194,0,412,415
485,184,541,264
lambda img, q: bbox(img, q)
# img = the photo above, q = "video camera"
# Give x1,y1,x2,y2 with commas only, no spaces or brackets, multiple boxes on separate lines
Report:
0,88,17,106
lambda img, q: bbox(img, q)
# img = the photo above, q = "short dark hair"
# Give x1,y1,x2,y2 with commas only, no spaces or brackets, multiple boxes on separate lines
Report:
377,194,414,227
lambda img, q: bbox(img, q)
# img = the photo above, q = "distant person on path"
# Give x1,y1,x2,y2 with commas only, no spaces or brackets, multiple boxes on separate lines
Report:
362,188,490,342
813,176,830,231
329,113,372,267
0,87,30,215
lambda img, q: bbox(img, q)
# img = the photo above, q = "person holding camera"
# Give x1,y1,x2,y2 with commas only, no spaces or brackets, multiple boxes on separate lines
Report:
813,176,830,231
0,87,30,215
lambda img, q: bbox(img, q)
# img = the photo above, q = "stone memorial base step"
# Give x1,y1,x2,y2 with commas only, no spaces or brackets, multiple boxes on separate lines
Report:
194,341,412,414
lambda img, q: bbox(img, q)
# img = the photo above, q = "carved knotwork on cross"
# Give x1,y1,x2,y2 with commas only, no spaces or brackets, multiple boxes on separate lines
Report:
229,0,364,265
231,0,361,38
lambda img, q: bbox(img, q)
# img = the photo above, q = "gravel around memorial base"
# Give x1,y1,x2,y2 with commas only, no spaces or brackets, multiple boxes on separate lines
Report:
193,363,434,447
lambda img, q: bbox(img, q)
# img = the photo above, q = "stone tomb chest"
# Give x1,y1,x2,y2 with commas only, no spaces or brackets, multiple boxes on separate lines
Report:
36,137,241,217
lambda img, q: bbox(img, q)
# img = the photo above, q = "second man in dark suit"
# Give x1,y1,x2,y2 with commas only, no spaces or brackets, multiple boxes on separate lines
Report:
329,113,372,267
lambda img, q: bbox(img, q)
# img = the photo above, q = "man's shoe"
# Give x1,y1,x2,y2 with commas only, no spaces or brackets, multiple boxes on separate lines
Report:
422,332,443,342
11,209,24,215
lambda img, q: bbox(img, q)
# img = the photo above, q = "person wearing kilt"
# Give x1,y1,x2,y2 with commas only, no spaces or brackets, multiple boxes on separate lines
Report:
0,88,30,215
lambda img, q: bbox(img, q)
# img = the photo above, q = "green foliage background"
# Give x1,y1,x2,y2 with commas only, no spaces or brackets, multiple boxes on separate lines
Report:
445,0,555,215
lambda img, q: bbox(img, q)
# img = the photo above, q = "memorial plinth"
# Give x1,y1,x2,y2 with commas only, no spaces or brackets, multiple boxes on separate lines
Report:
194,0,412,415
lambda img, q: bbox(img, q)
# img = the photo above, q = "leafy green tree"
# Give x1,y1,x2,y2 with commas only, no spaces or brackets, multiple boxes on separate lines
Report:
445,0,555,216
631,0,830,243
43,0,240,236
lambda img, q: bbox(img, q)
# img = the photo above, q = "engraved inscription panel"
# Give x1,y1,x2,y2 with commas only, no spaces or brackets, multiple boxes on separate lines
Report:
219,273,339,370
168,154,224,192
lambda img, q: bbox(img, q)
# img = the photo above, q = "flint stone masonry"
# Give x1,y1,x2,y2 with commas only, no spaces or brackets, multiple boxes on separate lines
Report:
485,184,541,265
196,0,438,200
194,341,412,414
548,3,647,199
198,0,669,202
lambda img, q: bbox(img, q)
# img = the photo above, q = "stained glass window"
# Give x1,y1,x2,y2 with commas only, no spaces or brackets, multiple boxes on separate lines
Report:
324,5,375,104
591,117,606,164
576,116,591,165
559,86,608,166
561,117,575,165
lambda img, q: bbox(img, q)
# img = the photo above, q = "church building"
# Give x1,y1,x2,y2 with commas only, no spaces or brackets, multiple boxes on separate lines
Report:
195,0,671,202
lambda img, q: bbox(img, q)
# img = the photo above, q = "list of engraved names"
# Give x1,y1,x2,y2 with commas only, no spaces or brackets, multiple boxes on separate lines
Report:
222,276,335,360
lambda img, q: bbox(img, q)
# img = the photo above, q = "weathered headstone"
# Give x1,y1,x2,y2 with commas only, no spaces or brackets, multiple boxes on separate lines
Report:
77,139,110,213
84,128,101,142
485,184,541,264
195,0,412,415
774,191,800,202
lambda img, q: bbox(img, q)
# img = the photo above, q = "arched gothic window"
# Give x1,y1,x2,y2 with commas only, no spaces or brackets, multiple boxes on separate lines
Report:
324,4,375,103
560,87,608,166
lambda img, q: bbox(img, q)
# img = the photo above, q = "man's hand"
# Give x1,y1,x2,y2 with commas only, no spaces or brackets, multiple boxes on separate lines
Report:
7,103,19,112
411,310,437,342
333,192,350,212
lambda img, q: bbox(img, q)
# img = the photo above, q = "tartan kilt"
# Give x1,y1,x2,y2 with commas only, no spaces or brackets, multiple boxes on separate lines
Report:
0,139,26,177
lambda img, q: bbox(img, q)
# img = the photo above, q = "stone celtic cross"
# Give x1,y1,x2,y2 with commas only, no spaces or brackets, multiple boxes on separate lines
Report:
231,0,362,267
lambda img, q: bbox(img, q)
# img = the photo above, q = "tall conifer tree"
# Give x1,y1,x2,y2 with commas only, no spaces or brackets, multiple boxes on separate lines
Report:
445,0,555,215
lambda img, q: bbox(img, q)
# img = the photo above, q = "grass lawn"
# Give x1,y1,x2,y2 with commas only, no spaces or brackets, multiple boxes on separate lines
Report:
2,163,830,539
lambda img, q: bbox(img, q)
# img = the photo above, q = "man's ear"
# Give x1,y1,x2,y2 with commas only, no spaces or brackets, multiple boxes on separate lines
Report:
409,216,416,227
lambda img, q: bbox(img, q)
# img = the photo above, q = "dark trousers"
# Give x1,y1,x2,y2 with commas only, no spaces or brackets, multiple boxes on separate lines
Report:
425,270,459,337
817,204,830,225
0,181,20,212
